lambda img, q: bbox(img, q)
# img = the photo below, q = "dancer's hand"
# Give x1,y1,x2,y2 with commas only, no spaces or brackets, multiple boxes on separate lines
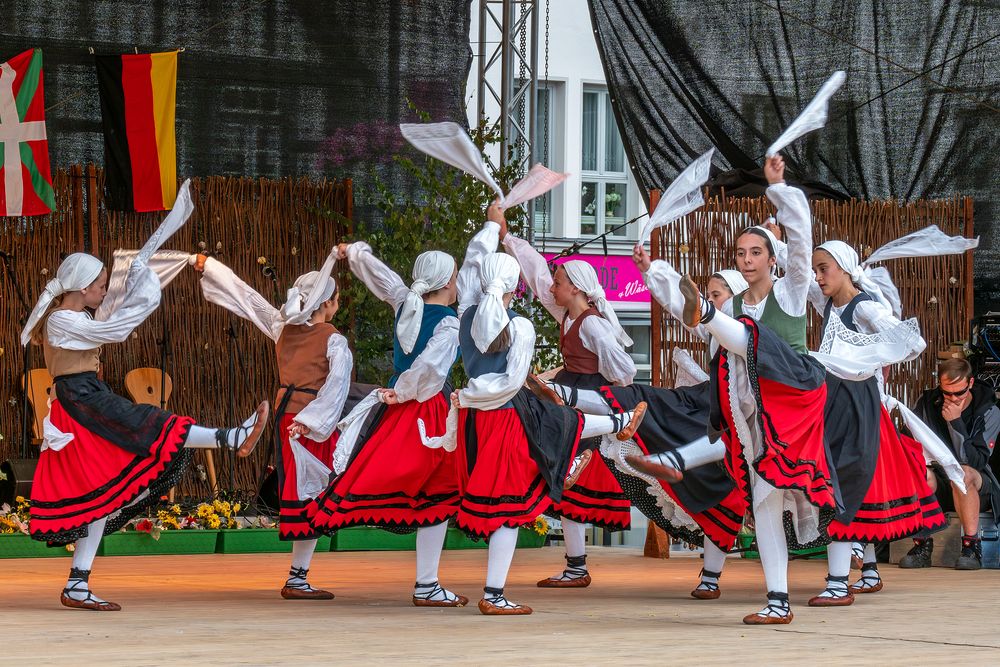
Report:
450,390,462,408
764,155,785,185
763,220,783,241
336,243,351,260
487,200,507,237
191,254,208,273
378,388,400,405
287,421,309,437
632,243,651,272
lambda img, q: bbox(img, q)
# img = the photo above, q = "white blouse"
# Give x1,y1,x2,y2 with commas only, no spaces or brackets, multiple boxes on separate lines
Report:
502,232,637,385
198,257,352,442
345,242,460,403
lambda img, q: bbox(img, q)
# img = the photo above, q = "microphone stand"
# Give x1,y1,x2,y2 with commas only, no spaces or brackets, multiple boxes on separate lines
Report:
1,251,35,459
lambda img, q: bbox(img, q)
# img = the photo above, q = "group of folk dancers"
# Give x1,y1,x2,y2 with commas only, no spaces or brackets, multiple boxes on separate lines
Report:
21,154,968,623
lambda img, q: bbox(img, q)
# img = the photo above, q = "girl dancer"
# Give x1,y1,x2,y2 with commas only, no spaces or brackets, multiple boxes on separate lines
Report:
451,206,646,615
500,221,636,587
309,240,466,607
24,251,269,611
194,251,348,600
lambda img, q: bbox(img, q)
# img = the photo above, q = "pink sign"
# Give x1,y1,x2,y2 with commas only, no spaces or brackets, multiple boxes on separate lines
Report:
541,253,650,303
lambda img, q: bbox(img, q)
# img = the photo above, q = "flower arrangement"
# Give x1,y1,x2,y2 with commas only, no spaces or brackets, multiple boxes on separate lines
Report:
127,500,244,540
0,496,31,535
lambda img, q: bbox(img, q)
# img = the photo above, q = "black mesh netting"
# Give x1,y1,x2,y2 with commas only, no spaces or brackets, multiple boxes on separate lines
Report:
588,0,1000,312
1,0,473,222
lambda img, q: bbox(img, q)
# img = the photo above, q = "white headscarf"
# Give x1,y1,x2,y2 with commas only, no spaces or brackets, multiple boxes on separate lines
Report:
471,253,521,353
816,240,892,310
280,270,337,326
560,260,633,347
712,269,749,296
20,253,105,346
396,250,455,354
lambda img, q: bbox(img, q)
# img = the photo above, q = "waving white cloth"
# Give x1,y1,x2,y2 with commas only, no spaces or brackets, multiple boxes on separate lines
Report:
882,393,966,493
20,253,104,345
712,269,749,296
561,260,632,347
279,249,338,326
863,224,979,266
396,250,455,355
289,435,333,501
97,249,193,322
639,148,714,244
766,71,846,156
417,405,459,452
470,253,521,353
400,122,568,207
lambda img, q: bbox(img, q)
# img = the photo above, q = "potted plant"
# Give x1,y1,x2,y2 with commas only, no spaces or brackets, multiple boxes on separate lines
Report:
517,516,549,548
99,503,219,556
216,511,332,554
0,496,72,558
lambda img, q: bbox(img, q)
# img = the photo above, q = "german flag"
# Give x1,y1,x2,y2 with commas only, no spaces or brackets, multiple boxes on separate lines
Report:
95,51,177,212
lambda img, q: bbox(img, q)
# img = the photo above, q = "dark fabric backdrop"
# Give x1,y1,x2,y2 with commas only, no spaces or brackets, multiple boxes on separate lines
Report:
588,0,999,313
1,0,473,220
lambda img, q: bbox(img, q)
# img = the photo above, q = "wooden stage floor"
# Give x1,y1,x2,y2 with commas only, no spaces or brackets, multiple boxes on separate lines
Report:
0,546,996,665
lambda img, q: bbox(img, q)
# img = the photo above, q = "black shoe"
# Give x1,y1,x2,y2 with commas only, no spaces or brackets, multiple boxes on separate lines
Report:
955,538,982,571
898,538,933,568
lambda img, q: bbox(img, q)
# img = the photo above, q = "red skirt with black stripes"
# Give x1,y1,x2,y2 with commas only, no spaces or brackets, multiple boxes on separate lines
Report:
455,407,562,538
828,413,947,542
277,413,338,540
311,394,460,533
550,457,631,531
30,399,194,545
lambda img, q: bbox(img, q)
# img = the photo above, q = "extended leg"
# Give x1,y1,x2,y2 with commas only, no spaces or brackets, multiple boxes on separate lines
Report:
184,401,270,457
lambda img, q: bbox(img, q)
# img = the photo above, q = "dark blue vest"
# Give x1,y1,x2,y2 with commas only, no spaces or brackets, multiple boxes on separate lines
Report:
822,292,873,334
459,304,521,408
389,303,458,388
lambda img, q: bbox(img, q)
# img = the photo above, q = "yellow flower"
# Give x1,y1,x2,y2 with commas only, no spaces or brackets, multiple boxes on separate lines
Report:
207,516,221,529
233,503,241,514
14,496,25,504
170,504,182,516
196,504,213,518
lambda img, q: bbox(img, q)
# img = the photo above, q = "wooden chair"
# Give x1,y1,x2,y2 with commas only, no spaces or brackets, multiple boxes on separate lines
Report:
125,368,217,499
22,368,55,445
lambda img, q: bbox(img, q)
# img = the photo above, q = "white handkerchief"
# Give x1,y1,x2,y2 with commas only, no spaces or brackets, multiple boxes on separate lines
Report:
400,122,504,198
863,224,979,266
639,149,714,243
766,71,846,157
500,163,569,209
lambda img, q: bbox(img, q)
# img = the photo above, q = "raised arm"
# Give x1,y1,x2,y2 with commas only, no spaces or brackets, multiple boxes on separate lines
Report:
292,333,353,442
197,256,284,342
457,211,503,319
768,181,813,317
45,263,161,350
458,317,535,410
392,316,460,403
343,242,409,311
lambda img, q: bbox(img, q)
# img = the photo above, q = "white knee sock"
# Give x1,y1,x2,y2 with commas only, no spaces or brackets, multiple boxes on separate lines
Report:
754,489,788,596
561,387,613,415
485,526,519,592
674,436,726,468
864,543,877,562
290,538,318,571
702,309,749,359
184,408,261,449
827,541,852,579
561,518,587,559
702,539,727,582
415,521,449,585
580,412,633,439
67,516,108,602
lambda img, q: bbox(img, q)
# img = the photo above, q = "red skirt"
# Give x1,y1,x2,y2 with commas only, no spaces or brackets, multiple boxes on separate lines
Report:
717,318,836,511
455,407,569,538
277,413,338,540
30,399,194,545
550,455,631,531
829,417,946,542
311,394,460,532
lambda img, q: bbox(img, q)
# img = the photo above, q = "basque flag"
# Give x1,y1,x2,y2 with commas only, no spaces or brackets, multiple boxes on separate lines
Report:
0,48,55,217
95,50,177,212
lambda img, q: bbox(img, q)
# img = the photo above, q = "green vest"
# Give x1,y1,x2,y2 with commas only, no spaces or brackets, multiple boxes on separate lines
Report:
732,291,808,354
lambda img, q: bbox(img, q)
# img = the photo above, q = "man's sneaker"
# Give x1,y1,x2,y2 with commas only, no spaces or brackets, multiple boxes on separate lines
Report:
955,537,982,571
898,538,933,568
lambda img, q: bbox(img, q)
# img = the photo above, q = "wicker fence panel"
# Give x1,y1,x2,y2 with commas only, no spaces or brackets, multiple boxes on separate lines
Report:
1,166,352,500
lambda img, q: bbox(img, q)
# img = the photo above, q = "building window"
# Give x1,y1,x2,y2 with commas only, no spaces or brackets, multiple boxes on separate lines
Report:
581,87,627,237
514,82,560,237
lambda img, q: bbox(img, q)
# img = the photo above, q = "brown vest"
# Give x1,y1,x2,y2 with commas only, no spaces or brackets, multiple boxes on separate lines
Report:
560,307,601,375
275,322,339,413
42,322,102,378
